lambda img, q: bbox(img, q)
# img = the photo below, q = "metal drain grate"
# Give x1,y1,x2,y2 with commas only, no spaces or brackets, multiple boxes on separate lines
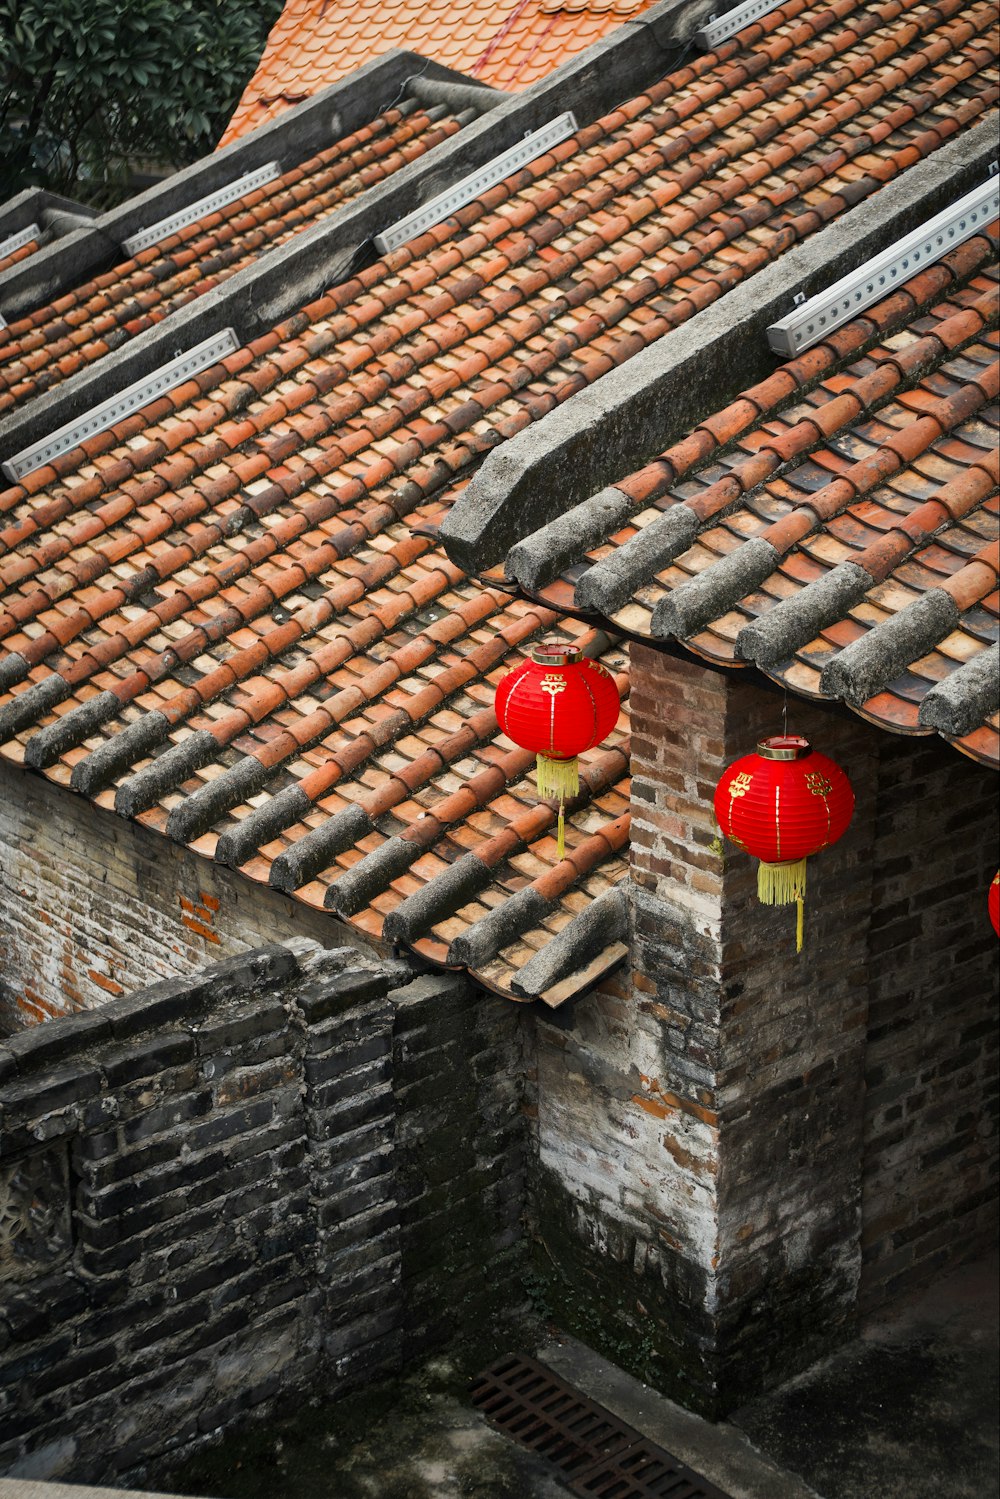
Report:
470,1355,736,1499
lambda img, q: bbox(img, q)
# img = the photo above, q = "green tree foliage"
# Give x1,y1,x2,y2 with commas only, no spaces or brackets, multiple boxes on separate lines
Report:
0,0,282,202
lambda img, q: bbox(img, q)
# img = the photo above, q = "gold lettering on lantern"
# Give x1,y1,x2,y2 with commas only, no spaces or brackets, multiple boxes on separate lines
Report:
540,673,566,696
728,771,753,799
805,772,833,797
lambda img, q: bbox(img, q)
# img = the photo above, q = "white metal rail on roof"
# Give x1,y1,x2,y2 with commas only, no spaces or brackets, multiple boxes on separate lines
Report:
0,222,42,262
2,330,240,483
767,174,1000,357
121,163,282,256
373,113,578,255
696,0,785,49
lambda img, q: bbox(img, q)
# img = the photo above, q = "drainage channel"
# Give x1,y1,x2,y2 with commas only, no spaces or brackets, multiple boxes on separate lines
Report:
470,1355,736,1499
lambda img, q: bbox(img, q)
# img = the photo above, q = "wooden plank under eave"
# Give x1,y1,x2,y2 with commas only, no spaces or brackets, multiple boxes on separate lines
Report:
539,941,629,1009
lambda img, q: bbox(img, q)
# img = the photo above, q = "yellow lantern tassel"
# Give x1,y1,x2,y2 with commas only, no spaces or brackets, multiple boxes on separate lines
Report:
757,858,807,953
536,754,579,802
756,857,807,906
557,803,566,860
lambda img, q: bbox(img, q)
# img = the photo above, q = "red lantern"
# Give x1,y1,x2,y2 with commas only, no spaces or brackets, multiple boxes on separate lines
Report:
496,641,620,856
989,872,999,937
714,735,854,952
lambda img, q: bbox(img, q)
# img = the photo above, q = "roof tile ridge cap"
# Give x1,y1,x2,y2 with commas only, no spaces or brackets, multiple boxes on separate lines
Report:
818,543,999,709
509,879,629,998
917,639,999,739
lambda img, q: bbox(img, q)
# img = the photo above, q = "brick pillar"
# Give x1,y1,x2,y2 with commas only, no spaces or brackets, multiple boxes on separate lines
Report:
634,643,879,1406
528,642,877,1414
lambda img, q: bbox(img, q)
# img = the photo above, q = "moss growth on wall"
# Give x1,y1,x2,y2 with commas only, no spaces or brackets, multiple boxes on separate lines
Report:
526,1164,721,1417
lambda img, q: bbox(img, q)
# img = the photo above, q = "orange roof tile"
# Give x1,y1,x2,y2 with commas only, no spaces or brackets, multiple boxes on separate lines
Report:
219,0,655,146
1,0,996,1001
0,237,41,278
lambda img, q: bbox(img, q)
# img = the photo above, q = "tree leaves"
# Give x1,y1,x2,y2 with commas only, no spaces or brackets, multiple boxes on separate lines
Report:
0,0,282,202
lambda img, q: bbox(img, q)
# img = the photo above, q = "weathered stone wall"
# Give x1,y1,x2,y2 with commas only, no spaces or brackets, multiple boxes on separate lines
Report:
526,642,997,1415
0,943,526,1486
861,734,998,1310
0,757,368,1027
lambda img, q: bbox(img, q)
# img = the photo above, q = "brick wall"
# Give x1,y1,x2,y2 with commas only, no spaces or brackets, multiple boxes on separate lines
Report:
527,641,997,1414
0,943,527,1486
0,757,369,1027
861,734,998,1309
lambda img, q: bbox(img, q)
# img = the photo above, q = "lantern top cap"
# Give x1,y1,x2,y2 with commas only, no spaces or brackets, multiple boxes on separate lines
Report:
756,734,812,761
531,640,583,666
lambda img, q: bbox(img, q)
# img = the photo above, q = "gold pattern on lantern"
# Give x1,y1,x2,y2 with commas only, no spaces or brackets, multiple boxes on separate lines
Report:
805,772,833,797
728,772,753,800
540,673,567,697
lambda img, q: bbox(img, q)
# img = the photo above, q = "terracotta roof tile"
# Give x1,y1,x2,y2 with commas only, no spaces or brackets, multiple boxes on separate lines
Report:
221,0,662,145
2,0,996,1002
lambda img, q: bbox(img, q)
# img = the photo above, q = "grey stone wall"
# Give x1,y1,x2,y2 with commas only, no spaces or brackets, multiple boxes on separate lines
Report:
0,944,526,1486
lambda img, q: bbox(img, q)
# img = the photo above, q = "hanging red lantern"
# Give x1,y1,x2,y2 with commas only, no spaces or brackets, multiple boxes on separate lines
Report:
496,641,620,856
989,872,999,937
714,734,854,952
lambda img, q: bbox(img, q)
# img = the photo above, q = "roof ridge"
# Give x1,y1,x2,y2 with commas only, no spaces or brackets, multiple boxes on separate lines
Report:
508,234,996,611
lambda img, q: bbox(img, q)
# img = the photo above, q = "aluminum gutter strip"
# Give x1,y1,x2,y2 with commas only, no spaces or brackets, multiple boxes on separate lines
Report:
767,172,1000,355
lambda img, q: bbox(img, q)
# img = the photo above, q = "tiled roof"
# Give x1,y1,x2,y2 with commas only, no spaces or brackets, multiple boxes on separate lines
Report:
0,96,469,420
220,0,653,146
504,233,1000,765
0,236,41,279
0,0,996,1003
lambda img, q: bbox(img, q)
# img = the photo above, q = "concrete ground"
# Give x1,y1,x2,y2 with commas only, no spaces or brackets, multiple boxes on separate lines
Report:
5,1252,995,1499
543,1251,999,1499
728,1252,1000,1499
